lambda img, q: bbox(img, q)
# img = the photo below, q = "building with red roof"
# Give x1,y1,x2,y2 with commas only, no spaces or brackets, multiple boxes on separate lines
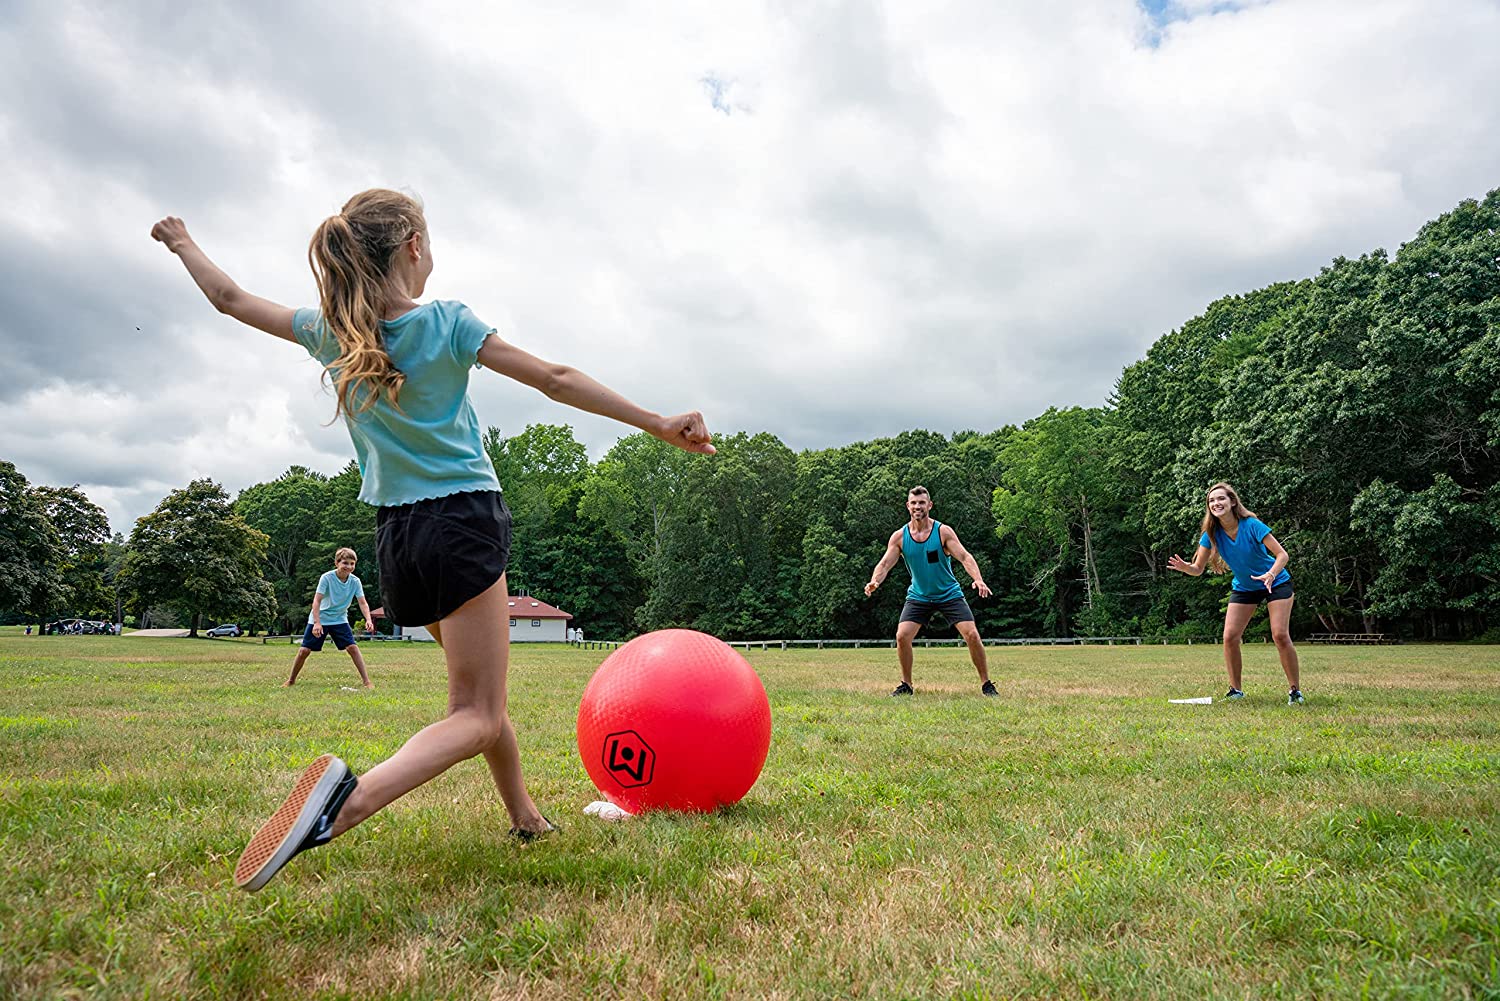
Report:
505,595,574,642
396,593,574,643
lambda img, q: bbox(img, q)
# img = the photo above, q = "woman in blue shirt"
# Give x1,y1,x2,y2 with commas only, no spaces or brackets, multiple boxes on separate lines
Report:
1167,482,1304,705
153,190,715,892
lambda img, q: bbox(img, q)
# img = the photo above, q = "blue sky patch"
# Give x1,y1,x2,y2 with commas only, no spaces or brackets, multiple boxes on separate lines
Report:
1137,0,1256,47
700,74,734,115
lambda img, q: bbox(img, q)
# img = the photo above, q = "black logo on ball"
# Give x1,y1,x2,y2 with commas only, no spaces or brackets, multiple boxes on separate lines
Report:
603,730,655,787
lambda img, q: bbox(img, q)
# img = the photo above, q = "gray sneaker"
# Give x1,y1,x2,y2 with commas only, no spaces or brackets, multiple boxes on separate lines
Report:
234,754,357,893
1224,688,1245,701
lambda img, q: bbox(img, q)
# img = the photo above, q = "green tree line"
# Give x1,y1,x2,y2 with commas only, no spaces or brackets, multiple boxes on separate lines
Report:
5,190,1496,640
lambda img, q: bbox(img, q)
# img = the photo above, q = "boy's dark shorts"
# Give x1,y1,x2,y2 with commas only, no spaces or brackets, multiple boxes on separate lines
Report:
899,595,976,627
1229,579,1295,605
301,621,356,651
376,490,511,627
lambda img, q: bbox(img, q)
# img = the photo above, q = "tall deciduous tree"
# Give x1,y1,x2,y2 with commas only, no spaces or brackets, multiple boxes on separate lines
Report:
0,461,62,625
485,424,592,599
32,484,112,620
641,432,799,638
579,433,698,628
305,462,379,615
236,466,330,632
118,479,277,635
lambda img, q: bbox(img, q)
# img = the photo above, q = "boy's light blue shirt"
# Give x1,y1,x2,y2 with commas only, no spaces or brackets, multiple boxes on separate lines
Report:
1199,516,1291,592
292,300,502,508
310,570,365,625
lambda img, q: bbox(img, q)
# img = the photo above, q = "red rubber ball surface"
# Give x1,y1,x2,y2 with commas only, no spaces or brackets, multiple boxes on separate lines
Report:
577,629,772,813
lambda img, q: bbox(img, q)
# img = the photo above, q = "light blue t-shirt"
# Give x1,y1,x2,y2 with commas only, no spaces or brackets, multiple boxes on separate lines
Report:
1199,517,1291,593
310,570,365,625
293,300,502,507
901,520,965,603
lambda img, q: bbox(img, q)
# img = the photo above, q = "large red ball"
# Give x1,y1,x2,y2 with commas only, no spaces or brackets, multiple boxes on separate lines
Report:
577,629,772,813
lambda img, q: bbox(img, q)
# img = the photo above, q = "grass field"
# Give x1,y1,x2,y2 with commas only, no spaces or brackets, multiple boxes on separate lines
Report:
2,634,1496,999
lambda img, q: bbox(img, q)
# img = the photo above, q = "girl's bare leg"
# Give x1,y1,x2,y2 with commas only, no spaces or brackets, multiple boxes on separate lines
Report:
329,575,544,836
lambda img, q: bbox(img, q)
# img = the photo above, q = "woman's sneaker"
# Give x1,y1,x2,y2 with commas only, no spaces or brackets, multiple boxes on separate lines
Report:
890,681,914,697
1224,687,1245,701
234,754,358,893
1287,688,1305,706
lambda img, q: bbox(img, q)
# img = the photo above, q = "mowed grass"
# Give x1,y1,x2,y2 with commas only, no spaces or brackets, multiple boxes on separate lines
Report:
1,635,1496,1000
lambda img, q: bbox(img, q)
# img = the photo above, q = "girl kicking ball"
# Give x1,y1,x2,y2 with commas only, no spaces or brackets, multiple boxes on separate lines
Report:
1167,482,1305,705
152,189,714,891
285,548,374,689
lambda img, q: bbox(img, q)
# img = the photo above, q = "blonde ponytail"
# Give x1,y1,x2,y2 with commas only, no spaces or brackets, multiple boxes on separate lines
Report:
307,189,426,419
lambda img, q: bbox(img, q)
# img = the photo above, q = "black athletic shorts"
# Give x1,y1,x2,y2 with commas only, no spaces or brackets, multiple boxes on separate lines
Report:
376,490,511,627
899,594,976,627
1229,579,1294,605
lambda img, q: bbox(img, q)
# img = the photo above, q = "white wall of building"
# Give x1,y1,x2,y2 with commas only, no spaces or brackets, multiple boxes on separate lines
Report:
509,616,568,643
399,620,568,643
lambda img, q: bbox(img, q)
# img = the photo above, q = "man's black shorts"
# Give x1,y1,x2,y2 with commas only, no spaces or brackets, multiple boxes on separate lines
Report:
899,595,976,627
1229,579,1294,605
376,490,512,627
301,621,356,651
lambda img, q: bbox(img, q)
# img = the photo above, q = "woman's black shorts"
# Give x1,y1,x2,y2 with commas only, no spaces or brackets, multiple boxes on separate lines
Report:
376,490,511,627
1229,579,1294,605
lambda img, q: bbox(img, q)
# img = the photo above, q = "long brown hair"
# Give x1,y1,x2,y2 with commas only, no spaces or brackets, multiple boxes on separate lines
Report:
1198,482,1257,574
307,189,426,419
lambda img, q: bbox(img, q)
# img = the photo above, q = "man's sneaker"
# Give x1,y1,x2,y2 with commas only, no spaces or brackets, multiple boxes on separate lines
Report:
981,680,999,697
1224,688,1245,701
890,681,914,697
234,754,357,893
1288,688,1305,706
509,816,559,843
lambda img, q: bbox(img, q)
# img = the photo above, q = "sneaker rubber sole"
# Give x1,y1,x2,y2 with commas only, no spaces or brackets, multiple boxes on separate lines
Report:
234,754,346,893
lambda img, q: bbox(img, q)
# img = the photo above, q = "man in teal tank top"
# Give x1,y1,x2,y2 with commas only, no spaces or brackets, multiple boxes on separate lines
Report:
865,486,996,697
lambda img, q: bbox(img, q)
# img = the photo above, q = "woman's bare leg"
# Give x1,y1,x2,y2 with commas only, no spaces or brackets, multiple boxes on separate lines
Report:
1267,595,1300,690
1222,602,1258,690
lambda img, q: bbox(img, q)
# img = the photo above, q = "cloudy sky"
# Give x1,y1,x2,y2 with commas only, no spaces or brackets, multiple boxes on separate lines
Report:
2,0,1497,535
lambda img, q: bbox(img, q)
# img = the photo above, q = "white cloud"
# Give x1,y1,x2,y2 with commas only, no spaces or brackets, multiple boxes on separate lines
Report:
1,0,1497,533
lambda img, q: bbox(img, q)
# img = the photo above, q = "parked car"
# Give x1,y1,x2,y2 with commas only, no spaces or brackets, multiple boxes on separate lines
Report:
205,623,242,637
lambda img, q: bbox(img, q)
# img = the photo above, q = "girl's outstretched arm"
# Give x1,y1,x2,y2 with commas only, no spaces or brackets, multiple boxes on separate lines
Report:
151,217,295,342
477,334,715,454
